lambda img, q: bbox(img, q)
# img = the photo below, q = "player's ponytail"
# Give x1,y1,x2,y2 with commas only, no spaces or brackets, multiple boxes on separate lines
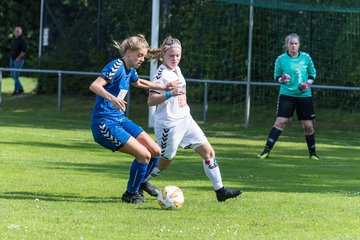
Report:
113,34,149,56
147,36,182,61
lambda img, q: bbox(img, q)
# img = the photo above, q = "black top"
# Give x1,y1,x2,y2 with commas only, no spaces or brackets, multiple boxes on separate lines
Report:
9,36,27,60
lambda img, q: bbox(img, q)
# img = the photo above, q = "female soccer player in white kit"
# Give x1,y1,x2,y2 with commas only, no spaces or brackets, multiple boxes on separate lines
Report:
146,36,242,201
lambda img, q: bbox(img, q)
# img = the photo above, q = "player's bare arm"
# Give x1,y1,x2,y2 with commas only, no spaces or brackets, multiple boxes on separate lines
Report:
147,84,184,106
132,78,176,91
89,77,127,111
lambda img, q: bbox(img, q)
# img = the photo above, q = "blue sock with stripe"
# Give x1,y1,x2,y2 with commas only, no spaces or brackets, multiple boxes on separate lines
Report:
143,157,160,182
127,160,148,193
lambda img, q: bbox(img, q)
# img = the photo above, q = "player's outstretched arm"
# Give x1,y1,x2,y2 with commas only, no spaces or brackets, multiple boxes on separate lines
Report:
133,78,176,91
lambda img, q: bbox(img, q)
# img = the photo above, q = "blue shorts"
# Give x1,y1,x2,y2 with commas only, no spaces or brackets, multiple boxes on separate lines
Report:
91,118,143,152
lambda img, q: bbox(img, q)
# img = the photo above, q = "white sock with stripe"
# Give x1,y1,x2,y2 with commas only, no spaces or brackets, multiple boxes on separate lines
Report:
203,157,223,191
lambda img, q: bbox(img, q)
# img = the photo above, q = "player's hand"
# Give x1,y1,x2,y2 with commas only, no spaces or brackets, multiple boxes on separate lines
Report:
279,74,290,83
170,84,185,96
298,82,310,91
164,80,180,91
111,97,127,111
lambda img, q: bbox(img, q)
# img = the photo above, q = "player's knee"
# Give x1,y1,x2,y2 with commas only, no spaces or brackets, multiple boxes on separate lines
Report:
207,150,215,160
303,125,314,135
144,141,161,157
151,145,161,157
274,121,286,129
138,151,151,163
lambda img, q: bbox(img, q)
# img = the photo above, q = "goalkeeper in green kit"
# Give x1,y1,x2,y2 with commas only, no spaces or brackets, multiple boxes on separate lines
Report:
258,33,320,160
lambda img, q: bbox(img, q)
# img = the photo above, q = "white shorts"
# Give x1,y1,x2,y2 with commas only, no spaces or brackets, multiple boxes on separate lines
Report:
154,116,208,160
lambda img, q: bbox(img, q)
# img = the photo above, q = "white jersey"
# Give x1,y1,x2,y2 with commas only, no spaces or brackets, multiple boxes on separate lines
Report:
151,64,190,128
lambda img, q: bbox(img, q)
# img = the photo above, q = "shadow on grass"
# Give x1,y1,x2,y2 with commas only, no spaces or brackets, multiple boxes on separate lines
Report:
0,93,92,130
46,161,127,175
0,140,97,152
0,191,119,203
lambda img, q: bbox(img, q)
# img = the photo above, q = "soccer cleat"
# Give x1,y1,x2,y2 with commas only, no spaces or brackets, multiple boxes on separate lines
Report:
310,153,320,160
121,191,144,204
216,187,243,202
139,181,160,197
258,150,270,159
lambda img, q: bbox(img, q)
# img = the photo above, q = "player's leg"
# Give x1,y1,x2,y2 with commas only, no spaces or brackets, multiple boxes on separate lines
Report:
91,121,149,203
297,97,319,160
302,120,319,159
258,95,294,159
181,119,242,201
143,124,185,182
194,142,243,202
135,131,161,196
118,137,152,203
122,118,161,197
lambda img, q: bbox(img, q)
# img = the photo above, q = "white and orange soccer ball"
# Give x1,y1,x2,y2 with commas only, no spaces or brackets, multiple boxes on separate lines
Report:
157,185,184,210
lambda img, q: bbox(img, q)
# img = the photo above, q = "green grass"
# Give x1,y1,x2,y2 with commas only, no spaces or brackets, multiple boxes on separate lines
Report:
0,77,359,239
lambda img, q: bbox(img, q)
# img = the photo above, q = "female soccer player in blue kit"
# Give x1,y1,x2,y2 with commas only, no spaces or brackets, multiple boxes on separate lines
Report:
258,33,320,160
90,34,175,204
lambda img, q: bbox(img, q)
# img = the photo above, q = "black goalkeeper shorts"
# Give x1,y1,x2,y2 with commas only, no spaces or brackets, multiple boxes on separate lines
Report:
276,94,316,120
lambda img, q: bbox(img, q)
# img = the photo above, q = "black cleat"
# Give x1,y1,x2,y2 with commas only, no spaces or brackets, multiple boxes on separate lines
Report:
216,187,243,202
121,191,144,204
139,181,160,197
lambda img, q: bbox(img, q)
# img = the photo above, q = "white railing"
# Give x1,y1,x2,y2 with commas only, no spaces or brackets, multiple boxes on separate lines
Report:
2,68,360,127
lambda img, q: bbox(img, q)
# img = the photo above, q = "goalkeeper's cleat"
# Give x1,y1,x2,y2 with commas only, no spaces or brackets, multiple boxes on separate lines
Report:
139,181,160,197
216,187,243,202
121,191,144,204
258,150,270,159
309,153,320,161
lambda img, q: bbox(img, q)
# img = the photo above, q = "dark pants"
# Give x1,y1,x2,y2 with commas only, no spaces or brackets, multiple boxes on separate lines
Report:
10,59,24,93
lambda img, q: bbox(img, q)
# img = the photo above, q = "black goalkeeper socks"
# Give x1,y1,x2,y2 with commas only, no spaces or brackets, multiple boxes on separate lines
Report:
264,127,282,152
305,133,316,155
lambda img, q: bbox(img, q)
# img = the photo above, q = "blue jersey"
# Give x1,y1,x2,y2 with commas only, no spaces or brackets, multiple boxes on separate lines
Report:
91,58,139,124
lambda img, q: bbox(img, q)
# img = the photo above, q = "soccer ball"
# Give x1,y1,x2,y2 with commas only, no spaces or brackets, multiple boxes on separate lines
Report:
157,185,184,210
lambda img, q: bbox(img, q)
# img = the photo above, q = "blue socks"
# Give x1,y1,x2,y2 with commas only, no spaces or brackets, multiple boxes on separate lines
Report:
127,160,148,193
143,157,160,182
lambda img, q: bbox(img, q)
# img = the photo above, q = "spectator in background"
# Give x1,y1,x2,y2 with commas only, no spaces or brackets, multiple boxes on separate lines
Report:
9,26,26,96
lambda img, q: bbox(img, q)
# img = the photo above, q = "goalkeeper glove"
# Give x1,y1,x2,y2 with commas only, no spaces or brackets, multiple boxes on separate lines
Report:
278,74,290,83
298,80,313,91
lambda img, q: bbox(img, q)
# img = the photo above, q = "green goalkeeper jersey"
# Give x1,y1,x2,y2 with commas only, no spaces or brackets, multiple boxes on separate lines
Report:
274,51,316,97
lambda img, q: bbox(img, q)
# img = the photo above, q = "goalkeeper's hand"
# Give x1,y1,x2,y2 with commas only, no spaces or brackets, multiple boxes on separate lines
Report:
278,74,290,83
298,81,312,91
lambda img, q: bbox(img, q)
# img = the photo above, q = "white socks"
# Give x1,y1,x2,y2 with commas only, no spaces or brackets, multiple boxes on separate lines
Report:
203,158,223,190
144,158,224,191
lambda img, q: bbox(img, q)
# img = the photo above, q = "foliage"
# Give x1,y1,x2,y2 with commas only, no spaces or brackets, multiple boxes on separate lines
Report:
2,0,360,108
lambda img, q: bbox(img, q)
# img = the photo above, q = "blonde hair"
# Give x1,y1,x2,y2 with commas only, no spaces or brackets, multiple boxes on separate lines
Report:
113,34,149,56
147,36,182,61
283,33,300,51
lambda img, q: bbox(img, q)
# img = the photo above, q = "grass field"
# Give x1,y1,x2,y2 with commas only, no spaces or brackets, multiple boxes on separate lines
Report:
1,77,359,239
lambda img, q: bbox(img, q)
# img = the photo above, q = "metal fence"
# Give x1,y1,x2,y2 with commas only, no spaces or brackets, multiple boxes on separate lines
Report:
2,67,360,127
